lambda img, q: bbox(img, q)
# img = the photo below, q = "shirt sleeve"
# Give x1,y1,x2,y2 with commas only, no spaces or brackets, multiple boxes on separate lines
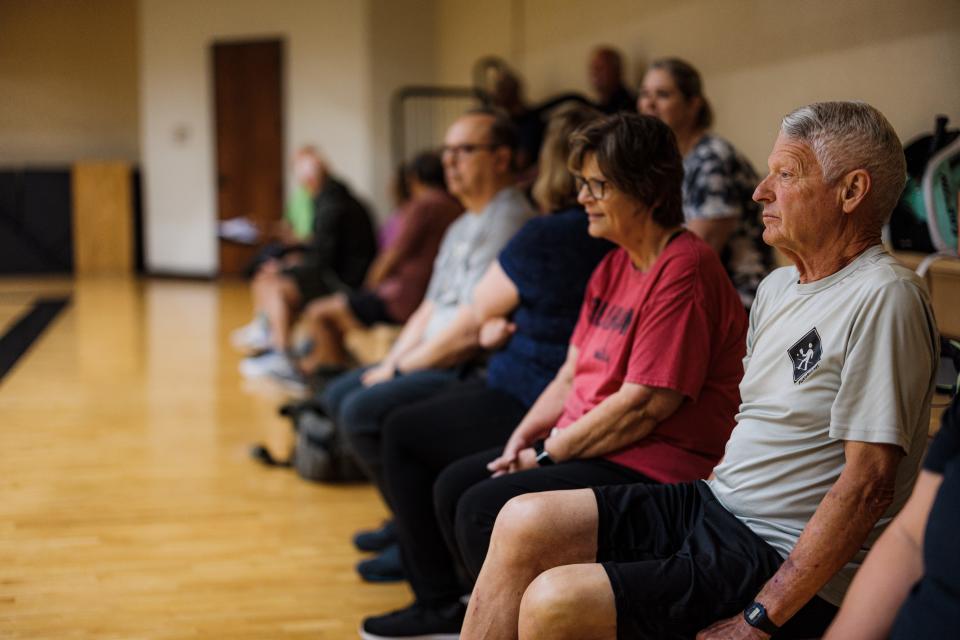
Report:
829,279,938,453
924,395,960,473
498,217,545,301
460,209,529,305
424,223,458,303
623,252,712,399
684,145,748,221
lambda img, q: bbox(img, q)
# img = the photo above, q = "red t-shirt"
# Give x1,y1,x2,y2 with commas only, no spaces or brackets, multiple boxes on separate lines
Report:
557,232,747,482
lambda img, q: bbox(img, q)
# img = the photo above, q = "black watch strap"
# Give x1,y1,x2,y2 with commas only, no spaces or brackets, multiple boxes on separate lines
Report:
533,439,555,466
743,601,779,635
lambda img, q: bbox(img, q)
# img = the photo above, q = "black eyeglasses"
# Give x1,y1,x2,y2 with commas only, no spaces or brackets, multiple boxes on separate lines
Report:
441,143,499,159
574,175,608,200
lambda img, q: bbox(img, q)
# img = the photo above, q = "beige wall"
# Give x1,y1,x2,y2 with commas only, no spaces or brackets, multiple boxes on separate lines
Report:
437,0,960,171
368,0,439,218
0,0,139,165
139,0,374,275
4,0,958,274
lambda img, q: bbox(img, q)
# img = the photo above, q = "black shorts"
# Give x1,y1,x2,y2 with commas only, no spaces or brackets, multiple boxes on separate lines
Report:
346,290,395,326
594,481,837,639
283,260,352,304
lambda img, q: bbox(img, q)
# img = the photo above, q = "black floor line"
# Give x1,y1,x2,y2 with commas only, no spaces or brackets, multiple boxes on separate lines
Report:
0,297,70,382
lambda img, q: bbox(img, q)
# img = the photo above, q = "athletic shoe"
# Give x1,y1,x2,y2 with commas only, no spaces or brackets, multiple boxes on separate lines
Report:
357,543,405,583
230,316,271,354
353,520,398,552
360,601,465,639
239,351,298,380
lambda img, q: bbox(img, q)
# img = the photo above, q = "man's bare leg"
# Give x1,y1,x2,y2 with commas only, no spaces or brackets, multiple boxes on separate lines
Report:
460,489,602,640
519,564,616,640
299,293,363,370
257,272,300,353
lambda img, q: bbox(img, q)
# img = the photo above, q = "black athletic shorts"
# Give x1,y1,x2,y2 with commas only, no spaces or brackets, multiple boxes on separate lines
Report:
283,263,339,304
346,290,395,326
593,481,837,639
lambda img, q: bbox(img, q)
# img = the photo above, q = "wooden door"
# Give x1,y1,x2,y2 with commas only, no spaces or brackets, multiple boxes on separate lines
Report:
213,39,284,276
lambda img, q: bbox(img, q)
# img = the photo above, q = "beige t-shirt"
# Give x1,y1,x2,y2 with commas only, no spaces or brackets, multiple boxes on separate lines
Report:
707,245,939,605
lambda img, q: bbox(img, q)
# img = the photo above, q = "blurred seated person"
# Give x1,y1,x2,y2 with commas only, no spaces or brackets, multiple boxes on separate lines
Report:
234,150,377,378
490,69,544,175
639,57,772,307
293,151,462,380
319,107,534,498
240,145,324,279
589,46,636,115
823,393,960,639
353,103,610,600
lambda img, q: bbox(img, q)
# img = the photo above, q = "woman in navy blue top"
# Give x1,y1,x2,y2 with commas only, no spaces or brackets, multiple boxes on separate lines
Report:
359,104,613,637
824,391,960,639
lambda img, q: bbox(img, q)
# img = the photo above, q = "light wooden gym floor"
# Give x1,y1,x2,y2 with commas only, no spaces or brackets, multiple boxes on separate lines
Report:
0,276,406,639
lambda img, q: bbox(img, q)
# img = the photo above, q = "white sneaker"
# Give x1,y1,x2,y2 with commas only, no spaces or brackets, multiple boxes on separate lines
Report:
239,351,296,378
231,317,271,354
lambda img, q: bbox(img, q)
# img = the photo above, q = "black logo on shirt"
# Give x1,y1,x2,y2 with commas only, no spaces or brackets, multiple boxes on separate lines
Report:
788,328,822,384
586,296,634,336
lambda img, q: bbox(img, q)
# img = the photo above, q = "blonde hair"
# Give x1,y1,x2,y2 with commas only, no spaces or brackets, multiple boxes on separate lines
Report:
532,103,602,212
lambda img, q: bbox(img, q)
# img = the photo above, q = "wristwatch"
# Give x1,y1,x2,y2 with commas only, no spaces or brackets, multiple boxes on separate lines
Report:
533,439,555,466
743,601,780,635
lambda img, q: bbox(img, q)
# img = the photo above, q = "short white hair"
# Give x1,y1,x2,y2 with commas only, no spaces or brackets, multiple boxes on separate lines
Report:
781,102,906,222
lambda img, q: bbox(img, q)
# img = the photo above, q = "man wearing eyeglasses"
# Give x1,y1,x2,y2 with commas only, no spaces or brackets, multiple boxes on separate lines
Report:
320,107,534,579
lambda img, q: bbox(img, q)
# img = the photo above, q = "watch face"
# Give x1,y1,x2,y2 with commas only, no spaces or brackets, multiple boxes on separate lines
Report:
743,601,777,633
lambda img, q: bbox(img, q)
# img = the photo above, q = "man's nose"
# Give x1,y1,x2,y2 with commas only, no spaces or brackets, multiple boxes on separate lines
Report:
753,175,773,203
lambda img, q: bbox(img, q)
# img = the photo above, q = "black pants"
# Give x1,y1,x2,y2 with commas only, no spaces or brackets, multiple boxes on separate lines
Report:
435,448,653,580
380,380,527,605
595,482,837,639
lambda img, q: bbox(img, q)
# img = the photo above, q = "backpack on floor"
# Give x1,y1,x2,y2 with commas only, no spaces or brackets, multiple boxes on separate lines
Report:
249,399,366,483
290,405,367,483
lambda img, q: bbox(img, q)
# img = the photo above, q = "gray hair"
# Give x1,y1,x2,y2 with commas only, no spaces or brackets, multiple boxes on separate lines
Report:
780,102,905,221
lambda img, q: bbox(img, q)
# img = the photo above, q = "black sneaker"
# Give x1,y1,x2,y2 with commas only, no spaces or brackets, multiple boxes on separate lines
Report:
353,520,398,552
357,543,405,583
360,601,465,639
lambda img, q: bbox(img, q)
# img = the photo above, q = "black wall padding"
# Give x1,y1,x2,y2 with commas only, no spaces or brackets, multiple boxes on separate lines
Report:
0,169,73,274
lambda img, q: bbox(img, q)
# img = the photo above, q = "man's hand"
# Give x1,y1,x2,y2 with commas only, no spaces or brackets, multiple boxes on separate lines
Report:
361,363,396,387
696,614,769,640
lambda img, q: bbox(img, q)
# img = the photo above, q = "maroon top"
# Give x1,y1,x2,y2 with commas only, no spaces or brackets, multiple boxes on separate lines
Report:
375,189,462,322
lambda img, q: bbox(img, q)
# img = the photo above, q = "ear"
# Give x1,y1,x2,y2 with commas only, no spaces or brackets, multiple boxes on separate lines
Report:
839,169,870,214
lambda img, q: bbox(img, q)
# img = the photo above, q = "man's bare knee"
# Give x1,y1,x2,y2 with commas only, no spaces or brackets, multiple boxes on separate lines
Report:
519,565,615,640
491,491,598,569
491,494,554,557
519,566,575,630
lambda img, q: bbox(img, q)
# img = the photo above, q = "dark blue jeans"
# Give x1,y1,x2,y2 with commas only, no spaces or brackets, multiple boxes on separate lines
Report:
320,365,463,493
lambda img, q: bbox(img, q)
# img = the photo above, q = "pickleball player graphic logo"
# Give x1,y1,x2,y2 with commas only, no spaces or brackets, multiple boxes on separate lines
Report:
788,328,822,384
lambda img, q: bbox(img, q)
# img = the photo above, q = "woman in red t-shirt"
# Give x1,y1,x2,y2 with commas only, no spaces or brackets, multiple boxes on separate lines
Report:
425,113,748,632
